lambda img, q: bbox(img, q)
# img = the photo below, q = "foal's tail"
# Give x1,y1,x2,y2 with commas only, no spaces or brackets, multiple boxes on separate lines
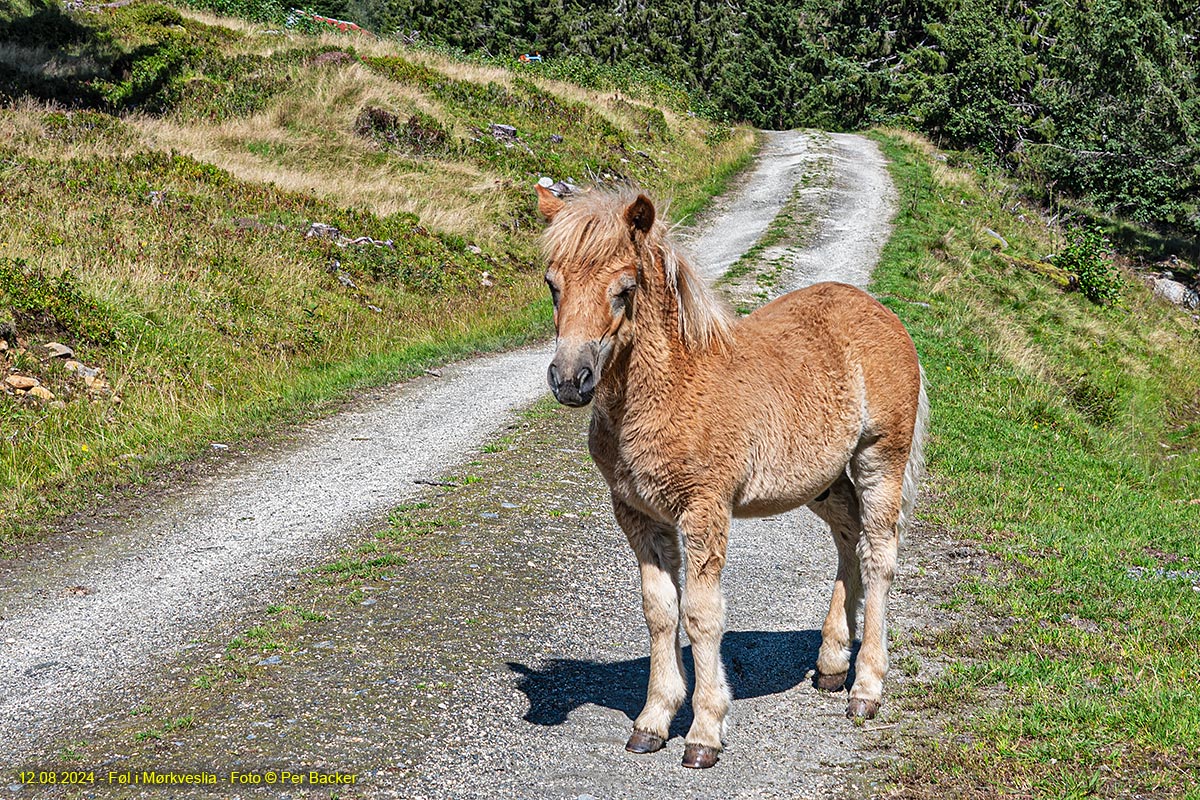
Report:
898,366,929,539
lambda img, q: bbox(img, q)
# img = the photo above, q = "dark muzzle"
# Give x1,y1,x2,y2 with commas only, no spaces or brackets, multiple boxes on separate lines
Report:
547,356,598,407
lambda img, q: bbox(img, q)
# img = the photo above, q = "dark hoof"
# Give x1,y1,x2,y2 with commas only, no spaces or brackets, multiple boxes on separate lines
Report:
625,730,666,754
846,697,881,719
681,743,720,769
815,670,848,692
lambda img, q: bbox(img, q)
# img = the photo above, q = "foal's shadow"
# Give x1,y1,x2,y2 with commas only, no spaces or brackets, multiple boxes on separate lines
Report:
507,629,831,739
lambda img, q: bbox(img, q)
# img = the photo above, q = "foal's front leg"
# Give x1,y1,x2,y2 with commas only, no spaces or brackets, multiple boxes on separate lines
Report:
612,498,686,754
679,506,732,769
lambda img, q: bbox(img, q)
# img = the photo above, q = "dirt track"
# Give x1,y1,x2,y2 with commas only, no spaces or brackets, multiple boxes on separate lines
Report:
2,130,925,799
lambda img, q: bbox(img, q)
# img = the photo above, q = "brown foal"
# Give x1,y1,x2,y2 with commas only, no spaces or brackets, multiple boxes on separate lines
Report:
537,186,928,769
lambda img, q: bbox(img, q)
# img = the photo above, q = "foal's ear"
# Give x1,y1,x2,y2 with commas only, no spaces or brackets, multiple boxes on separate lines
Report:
624,194,655,236
535,184,564,221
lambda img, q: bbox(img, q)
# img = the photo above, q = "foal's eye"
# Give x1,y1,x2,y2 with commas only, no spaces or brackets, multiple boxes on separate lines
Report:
545,278,560,306
612,283,636,313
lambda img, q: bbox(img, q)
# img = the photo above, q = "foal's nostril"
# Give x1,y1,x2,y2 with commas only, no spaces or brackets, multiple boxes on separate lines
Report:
578,366,596,395
547,363,561,392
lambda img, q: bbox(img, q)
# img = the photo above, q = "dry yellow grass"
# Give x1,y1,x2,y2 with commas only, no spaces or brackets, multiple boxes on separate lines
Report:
357,41,694,143
884,127,979,191
174,6,265,35
0,99,138,160
121,36,744,241
133,59,514,236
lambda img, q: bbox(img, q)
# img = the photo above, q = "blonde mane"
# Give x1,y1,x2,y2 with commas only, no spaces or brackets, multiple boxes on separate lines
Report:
541,189,734,352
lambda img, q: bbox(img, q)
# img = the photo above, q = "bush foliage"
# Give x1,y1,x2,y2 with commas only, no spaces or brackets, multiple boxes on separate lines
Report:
1052,226,1122,306
0,258,120,344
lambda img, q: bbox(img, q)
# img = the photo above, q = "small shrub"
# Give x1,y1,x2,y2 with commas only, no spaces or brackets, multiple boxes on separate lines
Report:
612,98,670,140
311,50,354,67
176,0,289,24
402,111,450,155
41,111,127,144
354,105,400,144
1052,226,1121,306
638,106,670,140
398,257,448,293
704,124,733,147
354,106,450,156
100,40,193,112
511,78,571,119
0,258,119,344
118,3,186,29
429,78,519,113
360,56,443,86
1067,375,1119,428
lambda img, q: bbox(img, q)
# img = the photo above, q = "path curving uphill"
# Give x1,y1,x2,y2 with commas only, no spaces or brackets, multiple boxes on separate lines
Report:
1,130,902,798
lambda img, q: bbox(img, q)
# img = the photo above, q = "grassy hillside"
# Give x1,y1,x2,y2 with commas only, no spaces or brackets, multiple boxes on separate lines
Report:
0,0,755,545
870,131,1200,798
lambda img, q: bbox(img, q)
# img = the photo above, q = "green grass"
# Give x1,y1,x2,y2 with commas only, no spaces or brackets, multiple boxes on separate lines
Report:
309,503,459,589
0,0,756,547
870,131,1200,799
133,714,195,742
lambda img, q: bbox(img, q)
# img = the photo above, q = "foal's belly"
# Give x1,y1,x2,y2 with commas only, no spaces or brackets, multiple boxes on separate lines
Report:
732,497,811,518
606,455,840,524
593,424,851,525
732,483,829,518
731,456,848,518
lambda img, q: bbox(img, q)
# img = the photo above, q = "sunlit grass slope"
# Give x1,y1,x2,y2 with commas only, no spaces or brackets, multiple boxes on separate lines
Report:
0,0,755,544
873,131,1200,800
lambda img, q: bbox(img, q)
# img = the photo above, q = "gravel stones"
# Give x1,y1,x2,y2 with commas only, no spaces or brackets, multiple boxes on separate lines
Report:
63,359,99,379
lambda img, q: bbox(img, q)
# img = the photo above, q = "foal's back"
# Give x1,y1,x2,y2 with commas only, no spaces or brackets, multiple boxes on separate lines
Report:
743,282,917,370
740,282,921,409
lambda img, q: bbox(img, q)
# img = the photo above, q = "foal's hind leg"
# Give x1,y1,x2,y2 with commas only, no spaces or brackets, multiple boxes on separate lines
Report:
846,445,907,719
612,498,686,754
807,474,863,692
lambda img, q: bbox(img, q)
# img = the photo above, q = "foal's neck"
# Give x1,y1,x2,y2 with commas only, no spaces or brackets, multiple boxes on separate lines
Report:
596,247,688,424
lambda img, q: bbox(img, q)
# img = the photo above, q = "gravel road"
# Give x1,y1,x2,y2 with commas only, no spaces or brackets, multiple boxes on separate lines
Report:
2,129,903,798
0,347,552,764
409,131,901,799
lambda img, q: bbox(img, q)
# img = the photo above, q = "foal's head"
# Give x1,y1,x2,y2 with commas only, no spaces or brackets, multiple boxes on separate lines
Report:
536,185,656,407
